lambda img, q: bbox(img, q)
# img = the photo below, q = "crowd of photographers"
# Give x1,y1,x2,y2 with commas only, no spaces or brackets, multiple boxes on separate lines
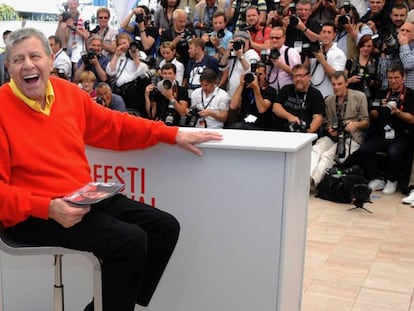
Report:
9,0,414,199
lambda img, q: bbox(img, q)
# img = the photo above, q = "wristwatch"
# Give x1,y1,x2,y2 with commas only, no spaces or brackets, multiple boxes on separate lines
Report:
239,55,245,60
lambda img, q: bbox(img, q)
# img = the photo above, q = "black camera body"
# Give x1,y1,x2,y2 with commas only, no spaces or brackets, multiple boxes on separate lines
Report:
338,14,351,27
135,13,145,23
82,50,100,65
127,41,140,59
96,97,104,105
233,39,245,51
332,116,347,158
164,100,176,126
61,11,72,22
289,15,300,27
186,106,200,127
84,20,90,32
288,120,307,132
269,48,280,59
216,28,225,39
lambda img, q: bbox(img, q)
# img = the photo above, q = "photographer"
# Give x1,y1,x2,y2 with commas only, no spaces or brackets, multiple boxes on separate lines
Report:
360,0,392,36
189,69,229,128
106,33,149,114
145,63,189,124
227,0,267,31
160,9,195,68
310,71,369,188
120,5,159,57
218,31,261,97
227,62,276,130
85,7,118,58
184,38,219,96
306,21,347,98
73,35,109,84
282,0,321,50
265,26,301,91
202,11,233,58
244,5,272,52
359,64,414,194
48,35,72,80
193,0,227,36
272,64,325,133
398,22,414,89
266,0,295,27
95,82,127,112
310,0,340,25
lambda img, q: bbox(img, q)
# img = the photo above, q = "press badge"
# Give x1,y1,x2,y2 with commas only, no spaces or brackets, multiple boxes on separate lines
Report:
244,114,258,123
384,125,395,140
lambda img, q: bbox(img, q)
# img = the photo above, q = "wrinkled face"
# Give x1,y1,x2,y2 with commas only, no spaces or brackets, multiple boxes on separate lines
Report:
174,13,187,32
161,68,176,81
269,28,285,49
369,0,384,14
200,80,215,94
245,8,260,26
387,71,404,92
331,76,347,96
212,15,226,31
320,25,336,46
296,3,312,21
96,86,112,104
400,22,414,41
359,39,374,56
292,68,310,92
6,36,53,104
160,47,175,61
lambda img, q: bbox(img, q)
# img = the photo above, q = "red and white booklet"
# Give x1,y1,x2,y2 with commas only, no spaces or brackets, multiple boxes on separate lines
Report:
63,182,124,206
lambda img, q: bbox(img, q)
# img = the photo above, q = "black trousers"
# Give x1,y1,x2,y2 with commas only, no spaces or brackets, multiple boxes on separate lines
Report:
7,194,180,311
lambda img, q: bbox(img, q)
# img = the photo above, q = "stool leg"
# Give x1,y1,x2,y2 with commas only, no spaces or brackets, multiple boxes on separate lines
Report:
53,255,64,311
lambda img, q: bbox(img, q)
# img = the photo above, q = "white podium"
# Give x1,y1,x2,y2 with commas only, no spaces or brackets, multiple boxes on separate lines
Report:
0,129,315,311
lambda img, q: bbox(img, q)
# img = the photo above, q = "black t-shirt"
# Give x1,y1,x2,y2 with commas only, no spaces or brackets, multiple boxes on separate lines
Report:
240,85,277,129
285,20,321,48
132,25,159,56
154,84,189,125
274,84,325,131
373,87,414,136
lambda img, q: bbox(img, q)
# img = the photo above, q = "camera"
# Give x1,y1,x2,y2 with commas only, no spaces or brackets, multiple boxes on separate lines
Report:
186,106,200,127
156,79,174,92
383,32,399,55
84,20,90,32
352,184,372,204
343,0,351,13
96,97,104,105
288,2,296,15
216,28,225,39
233,39,245,51
81,50,98,65
385,98,398,110
301,41,321,58
260,50,268,63
269,48,280,59
127,41,140,59
135,13,145,23
288,120,307,132
61,11,72,22
164,100,176,126
244,72,255,84
289,15,300,27
244,25,258,33
332,116,346,158
140,69,158,80
273,0,284,14
338,14,350,27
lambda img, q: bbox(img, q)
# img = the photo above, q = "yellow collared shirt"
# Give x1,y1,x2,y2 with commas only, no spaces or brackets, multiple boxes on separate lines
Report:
9,79,55,116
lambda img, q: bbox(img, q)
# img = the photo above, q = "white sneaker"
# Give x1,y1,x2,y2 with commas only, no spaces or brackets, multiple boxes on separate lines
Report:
382,180,398,195
368,179,385,191
402,189,414,204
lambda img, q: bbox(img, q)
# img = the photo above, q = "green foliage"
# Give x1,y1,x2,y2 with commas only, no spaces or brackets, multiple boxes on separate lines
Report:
0,4,18,21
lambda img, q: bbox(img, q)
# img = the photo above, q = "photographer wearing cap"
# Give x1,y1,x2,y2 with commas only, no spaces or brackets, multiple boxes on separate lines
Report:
227,61,276,130
218,30,260,97
359,64,414,194
145,63,189,124
310,71,369,188
272,64,324,133
73,35,109,84
306,21,347,98
189,69,229,128
120,5,159,57
264,26,301,91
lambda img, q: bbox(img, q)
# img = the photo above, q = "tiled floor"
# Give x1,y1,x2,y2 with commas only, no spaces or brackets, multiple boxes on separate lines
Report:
302,191,414,311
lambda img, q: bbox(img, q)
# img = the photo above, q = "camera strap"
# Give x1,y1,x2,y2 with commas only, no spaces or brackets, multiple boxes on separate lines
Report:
201,90,216,109
295,90,307,120
335,95,348,120
113,58,128,84
385,86,406,111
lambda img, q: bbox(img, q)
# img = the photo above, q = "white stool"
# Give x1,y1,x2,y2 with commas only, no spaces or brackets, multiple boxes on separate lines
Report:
0,224,102,311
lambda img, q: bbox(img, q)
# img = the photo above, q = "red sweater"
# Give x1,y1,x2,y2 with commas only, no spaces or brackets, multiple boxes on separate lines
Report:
0,77,178,227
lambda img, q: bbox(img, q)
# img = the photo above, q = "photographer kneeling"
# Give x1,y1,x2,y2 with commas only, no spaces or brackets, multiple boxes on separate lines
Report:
144,63,189,125
359,64,414,194
310,71,369,189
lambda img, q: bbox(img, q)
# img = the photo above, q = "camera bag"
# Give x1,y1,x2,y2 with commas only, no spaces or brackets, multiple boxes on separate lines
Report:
316,173,366,203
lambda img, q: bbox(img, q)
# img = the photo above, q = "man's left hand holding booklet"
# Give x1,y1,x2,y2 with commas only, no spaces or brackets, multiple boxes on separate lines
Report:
63,182,125,206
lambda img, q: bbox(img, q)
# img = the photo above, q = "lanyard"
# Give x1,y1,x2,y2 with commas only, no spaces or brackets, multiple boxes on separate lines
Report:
386,86,406,111
335,95,348,119
201,90,216,109
295,90,307,120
